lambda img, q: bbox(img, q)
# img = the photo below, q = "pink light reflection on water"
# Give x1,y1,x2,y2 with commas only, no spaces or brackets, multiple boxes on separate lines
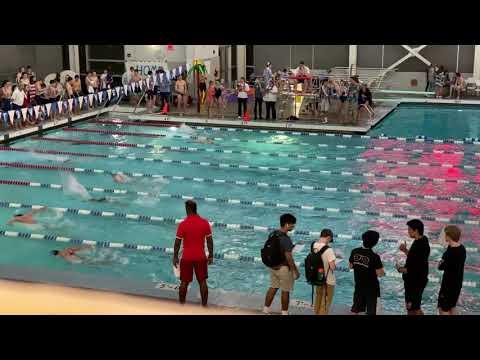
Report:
357,139,479,246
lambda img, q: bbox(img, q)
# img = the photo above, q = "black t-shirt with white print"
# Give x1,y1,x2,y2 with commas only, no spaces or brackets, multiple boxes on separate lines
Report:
349,247,383,296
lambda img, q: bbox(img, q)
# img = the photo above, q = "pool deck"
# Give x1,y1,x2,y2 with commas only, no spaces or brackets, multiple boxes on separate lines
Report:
0,264,352,315
123,97,480,134
123,105,396,134
0,106,114,144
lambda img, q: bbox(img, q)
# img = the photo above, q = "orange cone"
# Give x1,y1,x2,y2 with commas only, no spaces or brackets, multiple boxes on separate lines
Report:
161,102,169,115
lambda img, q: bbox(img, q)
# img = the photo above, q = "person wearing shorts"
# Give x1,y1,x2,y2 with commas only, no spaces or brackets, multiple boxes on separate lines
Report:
349,230,385,315
397,219,430,315
437,225,466,315
263,214,299,315
173,200,213,306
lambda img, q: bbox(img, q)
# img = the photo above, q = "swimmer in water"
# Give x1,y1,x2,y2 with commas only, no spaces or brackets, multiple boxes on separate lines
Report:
112,173,130,184
194,136,214,145
51,245,93,263
7,207,48,225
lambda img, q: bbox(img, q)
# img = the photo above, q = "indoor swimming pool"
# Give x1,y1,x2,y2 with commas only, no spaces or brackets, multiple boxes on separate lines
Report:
0,103,479,314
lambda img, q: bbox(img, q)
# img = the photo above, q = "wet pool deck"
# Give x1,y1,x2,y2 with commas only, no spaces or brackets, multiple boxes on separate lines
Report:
0,264,353,315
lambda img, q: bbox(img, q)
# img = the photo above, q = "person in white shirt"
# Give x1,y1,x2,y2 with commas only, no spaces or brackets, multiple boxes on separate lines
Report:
263,79,278,120
11,84,27,129
312,228,336,315
11,84,27,110
236,77,249,119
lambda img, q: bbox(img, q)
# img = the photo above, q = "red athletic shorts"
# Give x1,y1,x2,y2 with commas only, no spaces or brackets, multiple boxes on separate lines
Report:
180,258,208,283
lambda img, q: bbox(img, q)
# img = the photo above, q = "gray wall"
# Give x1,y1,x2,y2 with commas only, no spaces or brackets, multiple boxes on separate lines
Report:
358,45,474,73
0,45,63,82
253,45,348,74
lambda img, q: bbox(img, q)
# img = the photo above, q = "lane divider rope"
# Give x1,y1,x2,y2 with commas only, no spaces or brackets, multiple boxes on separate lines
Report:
2,147,479,205
0,229,476,288
0,199,477,252
30,136,480,171
94,119,480,145
2,158,478,189
1,178,479,229
76,126,480,157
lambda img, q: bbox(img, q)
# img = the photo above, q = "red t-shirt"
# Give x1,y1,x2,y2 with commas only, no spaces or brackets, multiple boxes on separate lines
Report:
176,214,212,261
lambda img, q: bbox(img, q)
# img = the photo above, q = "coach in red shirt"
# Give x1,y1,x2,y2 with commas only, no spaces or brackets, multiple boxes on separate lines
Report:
173,200,214,306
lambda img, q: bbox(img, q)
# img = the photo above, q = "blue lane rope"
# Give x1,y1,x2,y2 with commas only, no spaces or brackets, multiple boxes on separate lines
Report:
1,180,479,229
30,136,480,171
0,229,476,288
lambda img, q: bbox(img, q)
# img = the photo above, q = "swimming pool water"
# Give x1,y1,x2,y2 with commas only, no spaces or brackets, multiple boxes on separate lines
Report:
0,106,479,314
372,103,480,139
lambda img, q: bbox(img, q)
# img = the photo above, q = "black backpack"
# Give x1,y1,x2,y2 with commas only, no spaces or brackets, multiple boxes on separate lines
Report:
304,242,330,286
261,231,286,268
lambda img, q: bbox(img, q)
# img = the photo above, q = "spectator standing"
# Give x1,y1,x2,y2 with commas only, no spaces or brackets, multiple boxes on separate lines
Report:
263,61,273,85
85,71,95,94
426,64,436,92
349,230,385,315
91,71,99,93
262,213,299,315
397,219,430,315
55,79,64,100
26,65,35,79
346,76,360,124
0,80,13,111
11,84,27,129
263,79,278,120
145,70,155,113
72,75,82,96
437,226,466,315
198,74,207,105
11,84,27,110
175,74,188,116
157,68,171,114
20,72,30,89
236,77,249,119
253,77,264,120
65,77,74,99
28,77,37,106
16,66,25,84
122,66,135,86
311,229,336,315
173,200,213,307
435,65,445,98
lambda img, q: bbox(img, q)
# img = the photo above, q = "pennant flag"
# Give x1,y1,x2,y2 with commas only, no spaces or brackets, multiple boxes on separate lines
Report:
107,89,112,100
146,78,150,89
8,110,15,123
2,112,7,123
68,98,74,111
21,108,28,120
186,64,190,72
78,96,84,109
179,66,183,74
34,105,40,118
116,86,121,96
45,103,52,116
57,101,63,114
28,107,34,118
138,81,142,91
123,85,128,95
16,110,21,120
172,68,177,77
84,96,89,109
88,94,94,107
166,73,170,80
160,73,164,82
